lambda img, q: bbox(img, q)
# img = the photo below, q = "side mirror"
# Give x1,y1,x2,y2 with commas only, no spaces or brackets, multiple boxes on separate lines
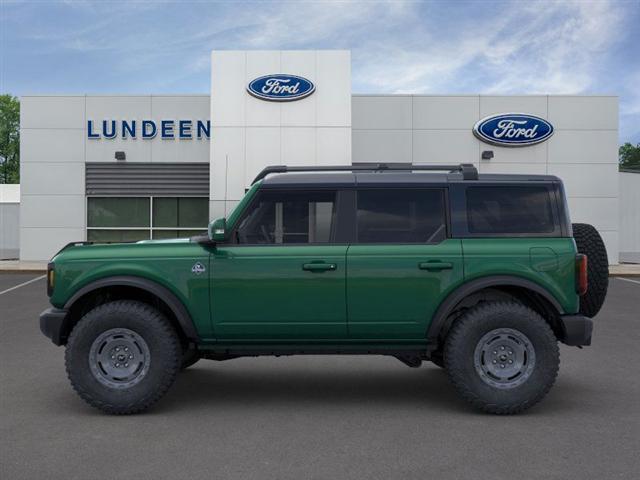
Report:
209,217,227,242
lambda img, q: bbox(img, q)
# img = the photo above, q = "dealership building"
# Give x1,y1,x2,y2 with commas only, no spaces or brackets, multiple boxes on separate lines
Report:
18,50,623,262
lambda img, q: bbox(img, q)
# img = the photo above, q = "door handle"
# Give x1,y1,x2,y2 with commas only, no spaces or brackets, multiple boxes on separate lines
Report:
302,263,337,272
418,261,453,271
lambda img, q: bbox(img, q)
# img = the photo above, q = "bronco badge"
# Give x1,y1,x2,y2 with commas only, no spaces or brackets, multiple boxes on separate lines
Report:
191,262,206,275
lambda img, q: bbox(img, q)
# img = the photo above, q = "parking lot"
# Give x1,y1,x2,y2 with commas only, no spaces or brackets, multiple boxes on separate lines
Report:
1,273,639,480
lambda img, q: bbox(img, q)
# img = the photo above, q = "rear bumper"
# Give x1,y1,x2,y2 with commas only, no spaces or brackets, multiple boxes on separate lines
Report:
559,314,593,346
39,307,69,346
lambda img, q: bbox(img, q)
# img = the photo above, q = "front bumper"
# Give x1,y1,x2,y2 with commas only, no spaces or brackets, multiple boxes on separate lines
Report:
559,314,593,346
39,308,69,346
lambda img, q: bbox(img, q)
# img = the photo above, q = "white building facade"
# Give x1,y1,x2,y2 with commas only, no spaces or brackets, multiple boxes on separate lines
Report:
0,184,20,259
19,50,621,262
619,171,640,263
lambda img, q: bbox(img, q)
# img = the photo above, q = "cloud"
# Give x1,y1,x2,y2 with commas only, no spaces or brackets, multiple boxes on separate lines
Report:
350,0,627,95
621,72,640,116
9,0,630,93
3,0,638,141
483,0,623,94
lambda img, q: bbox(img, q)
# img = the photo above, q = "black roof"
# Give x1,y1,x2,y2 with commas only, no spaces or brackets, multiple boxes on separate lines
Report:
261,171,560,188
254,164,560,188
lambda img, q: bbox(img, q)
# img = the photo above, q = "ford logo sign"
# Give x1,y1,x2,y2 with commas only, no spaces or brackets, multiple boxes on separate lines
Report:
473,113,554,147
247,74,315,102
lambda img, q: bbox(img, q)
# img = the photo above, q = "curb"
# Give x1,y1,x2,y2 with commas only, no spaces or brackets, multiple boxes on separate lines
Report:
0,269,47,274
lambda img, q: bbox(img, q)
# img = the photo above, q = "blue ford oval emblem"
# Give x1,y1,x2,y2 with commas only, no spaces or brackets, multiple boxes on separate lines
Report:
473,113,554,147
247,74,315,102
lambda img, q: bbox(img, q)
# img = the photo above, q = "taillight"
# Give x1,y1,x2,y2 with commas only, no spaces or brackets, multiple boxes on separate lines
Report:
47,262,55,297
576,254,588,295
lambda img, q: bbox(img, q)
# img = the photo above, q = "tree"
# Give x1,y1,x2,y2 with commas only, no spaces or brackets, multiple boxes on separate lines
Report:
619,142,640,171
0,95,20,184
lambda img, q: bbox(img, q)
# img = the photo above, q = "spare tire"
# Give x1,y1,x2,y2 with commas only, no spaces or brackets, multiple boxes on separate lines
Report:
572,223,609,317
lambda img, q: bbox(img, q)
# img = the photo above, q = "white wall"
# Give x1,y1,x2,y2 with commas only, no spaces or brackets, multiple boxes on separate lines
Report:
20,89,620,263
0,184,20,203
352,95,620,263
20,95,86,261
0,184,20,259
210,50,352,218
619,171,640,263
19,95,210,261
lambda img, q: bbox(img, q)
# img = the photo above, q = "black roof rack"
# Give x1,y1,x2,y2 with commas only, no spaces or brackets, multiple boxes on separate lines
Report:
252,163,478,184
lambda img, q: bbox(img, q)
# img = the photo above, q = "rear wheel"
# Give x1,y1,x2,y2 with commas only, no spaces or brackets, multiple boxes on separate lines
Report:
444,301,559,414
572,223,609,317
65,300,181,414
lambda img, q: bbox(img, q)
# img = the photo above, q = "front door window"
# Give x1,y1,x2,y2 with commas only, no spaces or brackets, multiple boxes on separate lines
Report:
235,191,336,244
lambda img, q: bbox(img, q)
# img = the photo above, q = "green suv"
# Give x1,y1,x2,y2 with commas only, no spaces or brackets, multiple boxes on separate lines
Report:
40,164,609,415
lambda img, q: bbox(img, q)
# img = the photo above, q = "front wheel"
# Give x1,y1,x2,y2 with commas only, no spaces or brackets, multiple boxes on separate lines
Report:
444,301,559,414
65,300,182,414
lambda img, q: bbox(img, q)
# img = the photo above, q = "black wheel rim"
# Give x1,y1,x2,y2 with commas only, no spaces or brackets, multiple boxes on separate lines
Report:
89,328,150,389
473,328,536,389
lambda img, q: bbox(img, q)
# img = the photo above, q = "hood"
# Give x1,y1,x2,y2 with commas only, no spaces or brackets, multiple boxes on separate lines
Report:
51,237,194,263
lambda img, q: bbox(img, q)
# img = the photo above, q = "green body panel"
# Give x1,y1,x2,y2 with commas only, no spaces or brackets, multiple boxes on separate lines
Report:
346,240,464,339
50,240,214,338
48,182,580,347
210,245,348,340
49,236,579,345
462,238,579,314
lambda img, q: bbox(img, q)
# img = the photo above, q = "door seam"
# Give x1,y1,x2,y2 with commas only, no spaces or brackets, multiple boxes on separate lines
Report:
460,239,466,280
345,244,351,337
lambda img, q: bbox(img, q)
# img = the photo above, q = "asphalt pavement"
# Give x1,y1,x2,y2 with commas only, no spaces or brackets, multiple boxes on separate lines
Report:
1,273,639,480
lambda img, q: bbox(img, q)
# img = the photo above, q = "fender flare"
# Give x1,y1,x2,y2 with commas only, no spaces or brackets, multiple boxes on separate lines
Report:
426,275,565,344
64,275,199,341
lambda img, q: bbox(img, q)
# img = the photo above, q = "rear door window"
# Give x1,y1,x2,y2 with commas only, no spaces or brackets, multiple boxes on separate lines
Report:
466,186,557,235
356,189,447,243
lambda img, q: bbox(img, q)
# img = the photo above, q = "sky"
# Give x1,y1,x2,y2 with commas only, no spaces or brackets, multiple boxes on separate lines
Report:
1,0,639,144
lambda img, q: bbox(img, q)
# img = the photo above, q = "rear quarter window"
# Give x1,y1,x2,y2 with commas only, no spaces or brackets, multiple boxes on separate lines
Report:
466,186,557,235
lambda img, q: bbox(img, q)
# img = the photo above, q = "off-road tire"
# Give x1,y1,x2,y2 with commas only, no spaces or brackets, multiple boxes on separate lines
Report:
444,301,559,414
181,348,201,370
65,300,181,414
572,223,609,318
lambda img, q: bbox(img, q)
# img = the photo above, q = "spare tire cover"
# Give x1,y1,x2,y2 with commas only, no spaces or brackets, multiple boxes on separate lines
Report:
572,223,609,317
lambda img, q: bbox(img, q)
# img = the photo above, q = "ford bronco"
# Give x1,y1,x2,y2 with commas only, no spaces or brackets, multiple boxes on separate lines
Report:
40,164,609,414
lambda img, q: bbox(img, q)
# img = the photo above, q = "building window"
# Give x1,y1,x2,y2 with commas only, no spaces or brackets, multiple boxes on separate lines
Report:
87,197,208,242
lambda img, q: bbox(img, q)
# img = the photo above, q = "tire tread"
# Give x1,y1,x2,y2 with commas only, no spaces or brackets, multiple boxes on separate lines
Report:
572,223,609,318
65,300,181,415
444,301,559,415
